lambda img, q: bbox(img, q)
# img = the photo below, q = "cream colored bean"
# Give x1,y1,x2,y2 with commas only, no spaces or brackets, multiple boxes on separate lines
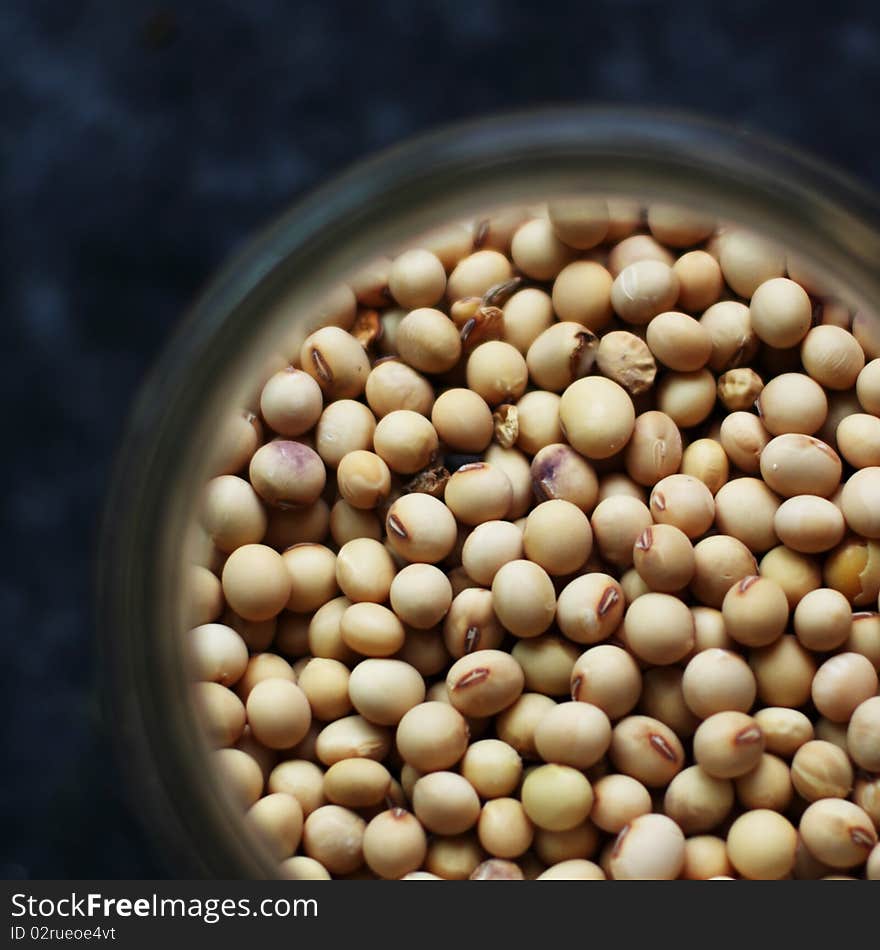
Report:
521,764,593,832
413,772,481,835
714,478,780,554
300,326,370,400
523,499,592,576
461,520,523,586
494,693,555,759
466,341,529,406
236,653,297,706
682,649,756,718
597,472,647,504
812,652,878,722
389,563,452,630
214,747,264,809
570,644,641,720
201,476,267,554
623,593,694,664
647,310,714,372
484,444,533,519
757,373,827,436
639,667,699,739
447,249,513,299
633,524,695,593
611,260,680,325
323,759,392,809
549,197,609,249
718,231,786,297
442,587,505,658
823,536,880,607
700,300,758,372
722,576,788,648
689,606,734,654
307,596,357,664
222,544,292,622
477,798,534,859
268,760,325,817
431,388,494,453
537,860,605,881
534,701,611,769
719,411,771,474
260,367,324,438
753,708,813,759
656,369,716,428
491,559,557,638
750,635,816,708
461,739,522,799
735,753,793,813
607,233,672,275
511,217,577,280
649,473,716,538
446,649,525,717
717,367,764,412
512,635,579,697
774,495,846,554
609,715,685,787
836,414,880,468
691,535,758,608
246,793,303,861
672,252,723,313
445,463,513,525
791,740,854,802
187,623,249,686
315,400,376,468
663,765,734,835
364,359,435,419
856,358,880,414
282,543,338,612
396,702,469,772
295,658,352,722
347,659,425,726
792,588,853,651
848,696,880,771
800,799,877,869
623,411,682,487
246,678,312,750
340,602,405,657
750,277,812,348
502,288,555,353
302,805,366,875
395,307,462,374
385,493,458,564
279,856,331,880
591,496,652,568
841,467,880,538
557,573,625,645
526,322,598,393
693,711,764,779
681,836,733,881
647,204,714,247
609,813,685,881
388,249,446,309
532,821,600,866
551,261,614,330
727,810,797,880
265,499,331,549
801,324,865,390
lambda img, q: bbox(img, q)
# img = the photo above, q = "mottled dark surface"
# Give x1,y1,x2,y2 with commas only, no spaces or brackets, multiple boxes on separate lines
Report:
2,0,879,879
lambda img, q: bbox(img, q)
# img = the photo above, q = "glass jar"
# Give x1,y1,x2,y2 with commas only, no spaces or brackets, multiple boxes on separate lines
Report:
98,108,880,877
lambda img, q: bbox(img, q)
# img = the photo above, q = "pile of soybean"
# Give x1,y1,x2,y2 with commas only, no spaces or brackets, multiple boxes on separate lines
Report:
188,198,880,880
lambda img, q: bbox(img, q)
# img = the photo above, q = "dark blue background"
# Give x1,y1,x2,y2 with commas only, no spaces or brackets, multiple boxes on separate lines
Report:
2,0,879,878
